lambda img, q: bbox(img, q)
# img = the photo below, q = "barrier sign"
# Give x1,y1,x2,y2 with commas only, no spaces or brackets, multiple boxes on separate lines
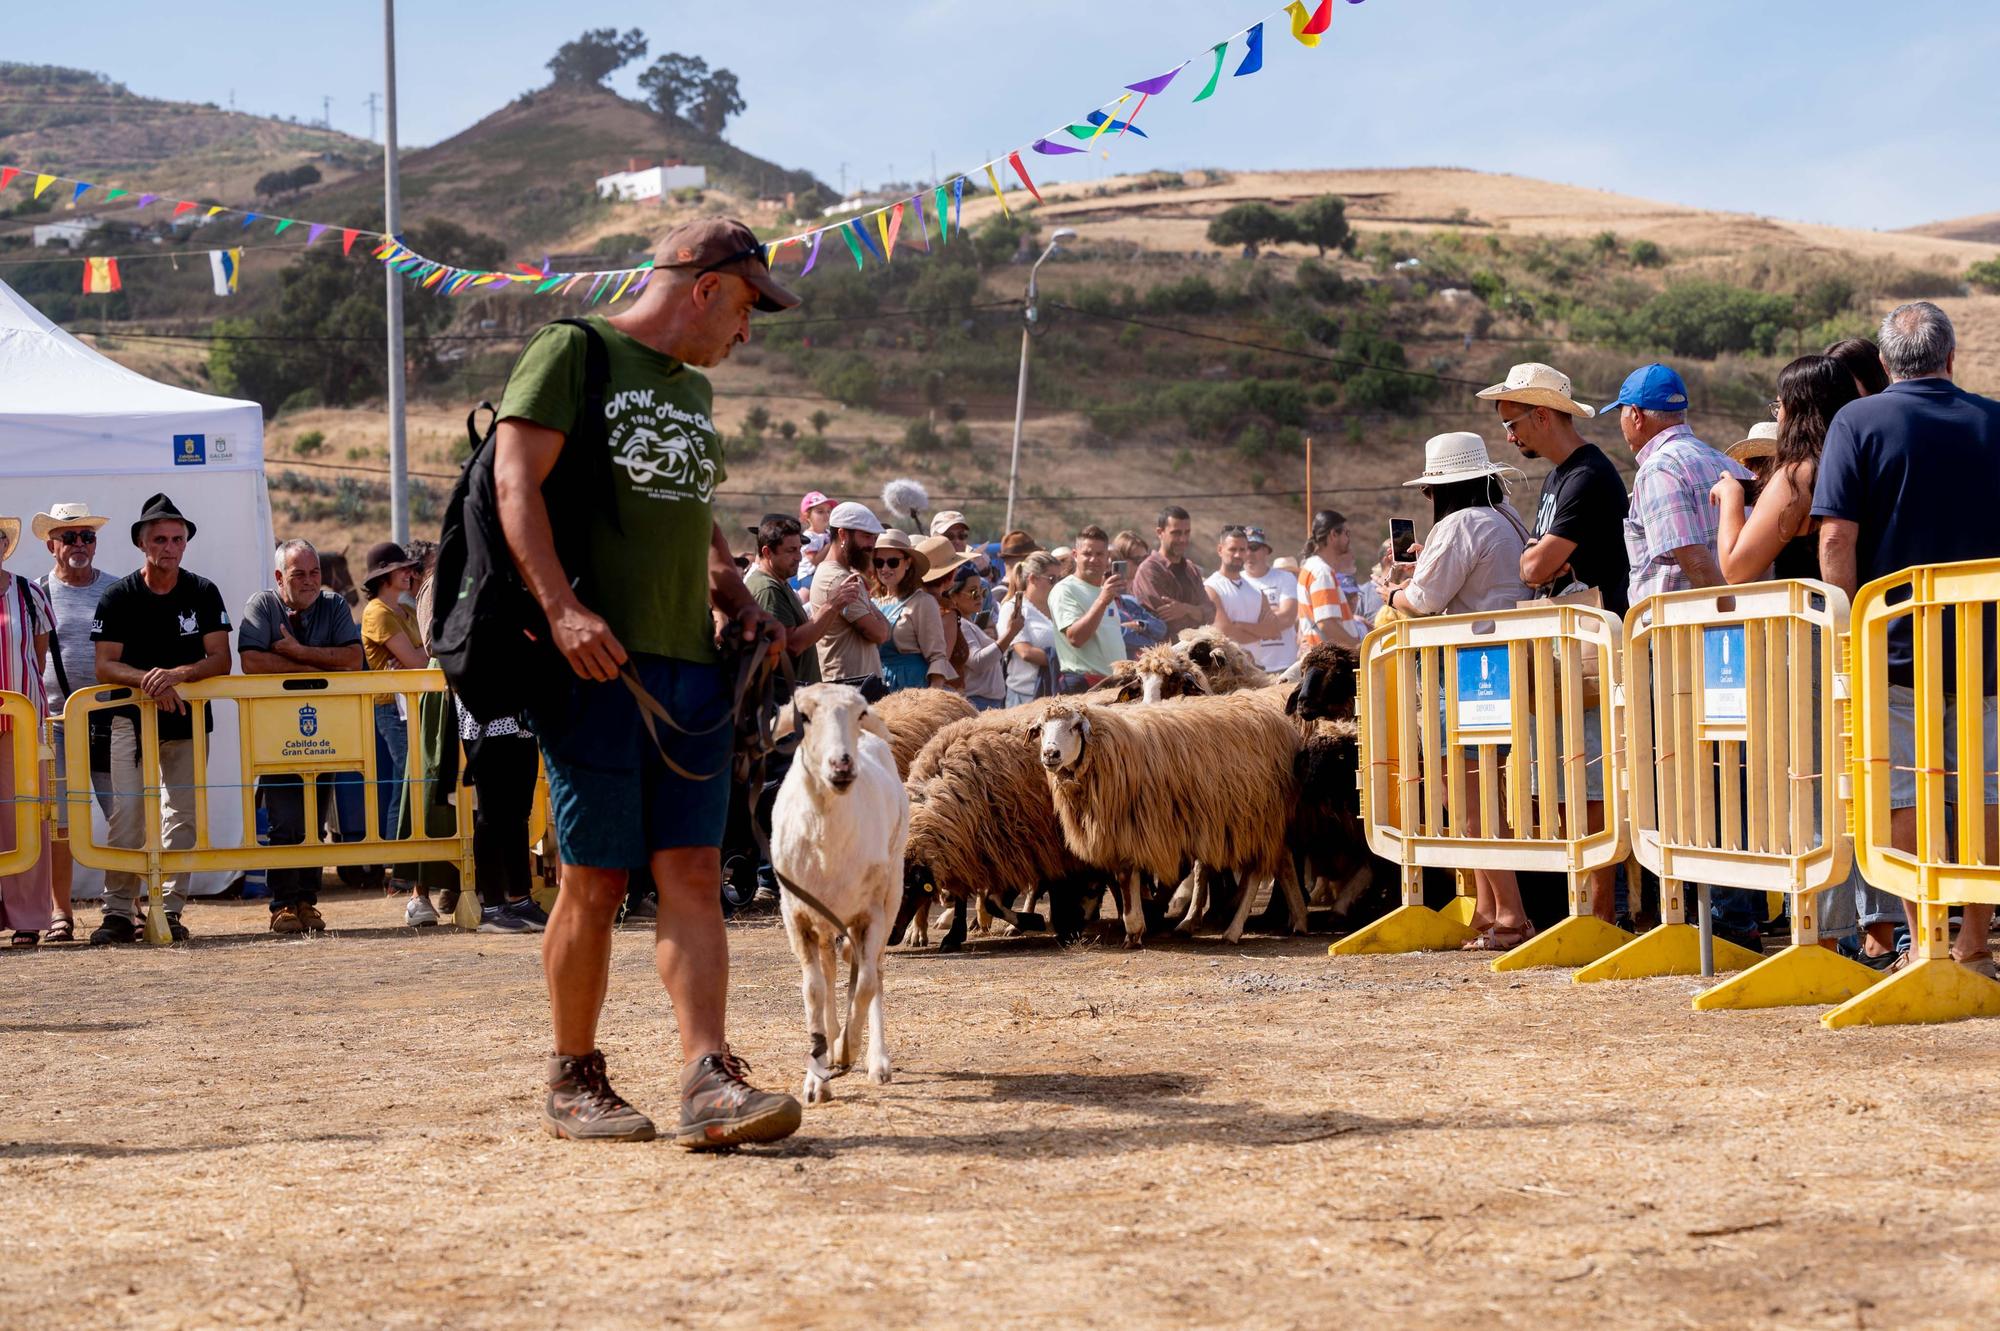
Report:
1455,645,1511,731
1702,625,1748,726
244,693,368,767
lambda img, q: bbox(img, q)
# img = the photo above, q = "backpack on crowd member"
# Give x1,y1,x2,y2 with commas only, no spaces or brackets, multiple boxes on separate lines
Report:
430,318,618,723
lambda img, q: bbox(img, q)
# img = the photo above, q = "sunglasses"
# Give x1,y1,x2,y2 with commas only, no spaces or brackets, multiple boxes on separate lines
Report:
1500,410,1540,435
689,245,767,279
56,530,97,546
875,556,906,570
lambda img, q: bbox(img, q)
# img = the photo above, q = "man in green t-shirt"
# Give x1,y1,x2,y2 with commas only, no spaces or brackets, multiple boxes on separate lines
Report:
744,514,865,686
1049,524,1131,689
493,217,801,1150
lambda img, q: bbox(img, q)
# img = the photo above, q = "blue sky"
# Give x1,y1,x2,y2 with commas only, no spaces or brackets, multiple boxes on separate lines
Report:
9,1,1997,232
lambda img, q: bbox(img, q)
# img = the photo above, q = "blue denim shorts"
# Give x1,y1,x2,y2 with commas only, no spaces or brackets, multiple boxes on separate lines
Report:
532,655,734,869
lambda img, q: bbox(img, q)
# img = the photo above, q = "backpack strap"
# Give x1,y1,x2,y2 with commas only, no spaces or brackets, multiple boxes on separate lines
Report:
39,576,71,703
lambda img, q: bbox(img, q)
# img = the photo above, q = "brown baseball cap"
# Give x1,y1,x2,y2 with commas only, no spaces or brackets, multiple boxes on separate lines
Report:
654,218,800,313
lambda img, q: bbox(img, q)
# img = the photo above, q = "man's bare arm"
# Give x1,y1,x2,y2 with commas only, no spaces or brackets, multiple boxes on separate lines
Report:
493,418,625,681
1818,518,1860,599
1669,544,1726,590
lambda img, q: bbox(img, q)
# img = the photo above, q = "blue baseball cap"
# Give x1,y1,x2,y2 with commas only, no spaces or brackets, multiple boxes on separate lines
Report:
1601,363,1690,414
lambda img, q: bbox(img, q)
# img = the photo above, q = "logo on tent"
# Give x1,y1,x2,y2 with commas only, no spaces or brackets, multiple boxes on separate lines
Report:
297,705,318,738
173,434,206,466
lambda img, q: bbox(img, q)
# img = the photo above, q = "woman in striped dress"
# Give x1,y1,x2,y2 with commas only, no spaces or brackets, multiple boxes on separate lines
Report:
0,517,55,945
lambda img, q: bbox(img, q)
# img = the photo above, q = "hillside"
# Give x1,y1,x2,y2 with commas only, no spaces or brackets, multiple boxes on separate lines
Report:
1904,210,2000,247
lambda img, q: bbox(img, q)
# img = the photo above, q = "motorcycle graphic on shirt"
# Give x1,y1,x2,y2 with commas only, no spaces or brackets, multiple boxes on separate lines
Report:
603,388,720,503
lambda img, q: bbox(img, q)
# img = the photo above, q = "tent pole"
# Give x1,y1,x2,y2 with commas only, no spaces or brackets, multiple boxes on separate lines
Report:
382,0,409,545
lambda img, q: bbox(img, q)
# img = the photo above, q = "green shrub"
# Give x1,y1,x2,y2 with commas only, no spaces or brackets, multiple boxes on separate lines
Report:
1630,281,1795,359
1289,195,1354,258
903,420,942,453
293,430,326,457
1142,275,1223,316
810,352,880,407
1630,239,1666,267
1295,258,1355,304
1969,258,2000,294
1207,202,1296,254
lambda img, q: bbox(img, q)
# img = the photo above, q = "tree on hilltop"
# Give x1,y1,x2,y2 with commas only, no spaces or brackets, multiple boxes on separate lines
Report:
1207,202,1297,256
546,28,649,86
638,53,710,118
691,68,745,136
1290,195,1354,258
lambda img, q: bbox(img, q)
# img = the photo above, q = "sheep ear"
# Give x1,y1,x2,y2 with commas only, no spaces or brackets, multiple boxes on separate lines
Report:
773,701,799,739
1188,641,1216,667
1284,688,1299,716
859,708,893,743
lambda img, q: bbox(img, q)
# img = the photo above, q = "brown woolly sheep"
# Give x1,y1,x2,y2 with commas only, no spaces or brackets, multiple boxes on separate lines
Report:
1032,691,1304,946
1174,626,1273,694
873,689,978,780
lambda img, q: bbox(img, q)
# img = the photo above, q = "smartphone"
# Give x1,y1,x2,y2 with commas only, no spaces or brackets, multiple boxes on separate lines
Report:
1111,559,1129,578
1389,519,1417,564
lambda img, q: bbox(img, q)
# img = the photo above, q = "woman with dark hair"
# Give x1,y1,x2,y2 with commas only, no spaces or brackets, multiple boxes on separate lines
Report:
1711,354,1859,584
1297,509,1363,650
1823,336,1891,397
870,529,955,692
1374,434,1533,951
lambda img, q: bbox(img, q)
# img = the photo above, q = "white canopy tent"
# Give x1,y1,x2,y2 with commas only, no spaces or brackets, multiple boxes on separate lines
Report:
0,278,276,896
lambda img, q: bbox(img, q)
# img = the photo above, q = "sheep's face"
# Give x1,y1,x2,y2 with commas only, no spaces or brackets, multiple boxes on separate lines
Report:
786,683,882,793
1288,649,1359,721
1036,711,1090,773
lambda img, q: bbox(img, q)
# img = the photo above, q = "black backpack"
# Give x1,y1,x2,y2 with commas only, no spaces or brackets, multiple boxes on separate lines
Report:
429,318,618,723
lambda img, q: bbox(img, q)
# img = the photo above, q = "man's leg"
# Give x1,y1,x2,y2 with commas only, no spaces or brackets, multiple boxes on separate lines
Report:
651,845,728,1063
156,740,196,917
261,775,309,921
98,718,143,921
543,862,629,1056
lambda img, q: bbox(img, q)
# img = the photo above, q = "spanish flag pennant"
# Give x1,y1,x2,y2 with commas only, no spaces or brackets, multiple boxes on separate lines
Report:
82,257,121,294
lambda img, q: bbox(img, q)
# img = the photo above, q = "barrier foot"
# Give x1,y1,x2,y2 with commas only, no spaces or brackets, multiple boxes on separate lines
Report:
1490,916,1631,972
143,882,173,947
1821,957,2000,1029
1693,944,1881,1011
1438,896,1478,929
1574,923,1760,985
1329,904,1478,956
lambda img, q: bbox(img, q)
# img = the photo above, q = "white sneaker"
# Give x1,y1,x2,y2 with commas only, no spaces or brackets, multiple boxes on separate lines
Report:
405,895,440,927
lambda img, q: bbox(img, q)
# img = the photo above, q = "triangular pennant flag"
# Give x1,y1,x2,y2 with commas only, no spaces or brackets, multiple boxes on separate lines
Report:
585,273,609,302
273,218,295,235
535,276,564,294
0,167,17,191
423,267,447,288
1236,23,1265,75
609,269,638,303
1007,151,1042,202
983,164,1011,217
205,206,225,221
885,202,905,259
838,222,866,270
71,181,91,203
307,224,327,247
1304,0,1335,34
911,194,931,252
172,200,196,216
1088,95,1131,143
136,193,158,209
1120,94,1151,136
1125,62,1187,97
241,212,258,227
104,188,128,203
1066,108,1149,140
82,257,121,294
801,229,825,276
934,185,950,242
1286,1,1322,47
631,270,652,295
874,209,895,262
1032,138,1086,156
952,176,964,233
851,217,885,262
34,174,57,199
1193,42,1228,102
342,229,360,256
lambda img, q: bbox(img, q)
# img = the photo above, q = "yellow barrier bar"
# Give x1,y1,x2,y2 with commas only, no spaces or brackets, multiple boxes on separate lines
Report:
1335,604,1629,963
1826,559,2000,1028
1594,580,1868,999
0,692,42,878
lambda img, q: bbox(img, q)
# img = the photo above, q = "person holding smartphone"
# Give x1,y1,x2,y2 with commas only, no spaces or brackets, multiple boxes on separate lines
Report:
1050,526,1129,692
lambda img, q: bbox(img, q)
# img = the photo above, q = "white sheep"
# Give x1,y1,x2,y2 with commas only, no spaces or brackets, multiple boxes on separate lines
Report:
771,684,910,1104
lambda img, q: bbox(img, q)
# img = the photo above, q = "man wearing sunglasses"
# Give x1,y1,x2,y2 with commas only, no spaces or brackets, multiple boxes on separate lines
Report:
33,503,118,945
494,217,801,1149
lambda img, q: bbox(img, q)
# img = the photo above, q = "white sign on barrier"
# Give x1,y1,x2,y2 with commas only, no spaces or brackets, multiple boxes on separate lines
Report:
1702,625,1747,725
1455,645,1511,731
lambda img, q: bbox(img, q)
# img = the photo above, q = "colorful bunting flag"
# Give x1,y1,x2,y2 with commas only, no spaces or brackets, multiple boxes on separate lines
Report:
171,200,195,216
952,177,964,234
1126,63,1187,96
911,193,932,252
800,230,825,276
838,222,866,270
851,216,885,263
341,229,360,256
34,174,56,199
209,248,241,296
0,167,17,191
241,212,259,228
307,223,327,247
205,206,225,221
273,218,295,235
1007,151,1042,202
82,257,121,294
1031,137,1086,156
1285,0,1331,46
104,188,128,203
934,185,950,242
983,163,1011,217
609,269,638,303
1237,23,1265,75
1193,43,1228,102
136,193,157,209
886,201,905,259
874,208,895,261
71,182,91,203
1065,108,1149,140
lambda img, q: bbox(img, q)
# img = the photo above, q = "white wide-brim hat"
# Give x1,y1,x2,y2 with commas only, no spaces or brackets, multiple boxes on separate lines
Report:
1476,361,1597,418
1727,420,1780,463
32,502,111,541
1403,431,1524,488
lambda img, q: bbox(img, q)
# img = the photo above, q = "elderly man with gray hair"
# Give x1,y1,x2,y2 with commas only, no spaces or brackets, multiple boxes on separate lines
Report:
1814,301,2000,977
237,538,364,934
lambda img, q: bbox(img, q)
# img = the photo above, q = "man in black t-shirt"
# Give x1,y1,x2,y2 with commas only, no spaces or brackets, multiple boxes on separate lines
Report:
87,494,232,945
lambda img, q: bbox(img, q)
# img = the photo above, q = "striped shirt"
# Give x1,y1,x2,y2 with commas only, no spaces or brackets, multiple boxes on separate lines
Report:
0,572,55,717
1297,554,1361,651
1623,424,1751,605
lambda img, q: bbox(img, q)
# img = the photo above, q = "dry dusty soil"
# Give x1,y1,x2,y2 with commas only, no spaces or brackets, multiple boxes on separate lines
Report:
5,891,1999,1329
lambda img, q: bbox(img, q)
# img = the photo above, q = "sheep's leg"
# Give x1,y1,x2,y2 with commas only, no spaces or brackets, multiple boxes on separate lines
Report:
1176,864,1217,935
1277,856,1310,934
938,897,969,952
1166,863,1201,921
984,894,1048,934
1121,870,1148,948
800,936,837,1104
854,910,892,1085
890,884,923,947
1220,873,1262,944
910,897,931,948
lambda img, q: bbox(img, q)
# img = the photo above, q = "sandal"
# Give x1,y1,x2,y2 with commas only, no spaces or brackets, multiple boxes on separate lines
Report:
11,930,38,948
43,916,74,944
1462,925,1534,952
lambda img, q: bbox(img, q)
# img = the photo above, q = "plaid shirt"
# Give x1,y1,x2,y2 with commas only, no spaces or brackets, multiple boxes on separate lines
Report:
1622,423,1751,604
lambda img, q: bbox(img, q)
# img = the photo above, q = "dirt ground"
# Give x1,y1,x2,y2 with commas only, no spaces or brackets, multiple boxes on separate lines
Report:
6,890,2000,1330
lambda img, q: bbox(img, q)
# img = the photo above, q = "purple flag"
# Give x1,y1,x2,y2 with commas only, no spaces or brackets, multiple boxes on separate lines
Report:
1033,138,1086,156
1125,63,1186,97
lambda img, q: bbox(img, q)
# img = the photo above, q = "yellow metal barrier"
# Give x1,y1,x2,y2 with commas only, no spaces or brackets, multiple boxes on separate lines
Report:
1825,558,2000,1028
0,691,44,878
64,670,475,945
1334,603,1632,969
1600,580,1880,1006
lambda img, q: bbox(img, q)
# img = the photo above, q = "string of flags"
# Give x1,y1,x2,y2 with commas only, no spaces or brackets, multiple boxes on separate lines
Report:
0,0,1362,300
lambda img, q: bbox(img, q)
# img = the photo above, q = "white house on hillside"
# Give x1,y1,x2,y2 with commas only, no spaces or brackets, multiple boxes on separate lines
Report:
595,163,708,202
32,216,107,249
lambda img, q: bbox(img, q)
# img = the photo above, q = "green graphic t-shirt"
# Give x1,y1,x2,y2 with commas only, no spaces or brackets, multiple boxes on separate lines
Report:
496,316,725,664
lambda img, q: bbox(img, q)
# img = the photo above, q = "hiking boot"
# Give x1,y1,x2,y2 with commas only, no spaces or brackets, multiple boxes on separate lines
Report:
90,913,136,946
166,913,190,943
542,1051,657,1142
270,905,307,935
297,903,327,934
676,1049,802,1151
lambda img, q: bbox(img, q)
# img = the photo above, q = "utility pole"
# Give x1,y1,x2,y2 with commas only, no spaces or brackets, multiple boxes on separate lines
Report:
322,95,333,130
1005,228,1077,535
383,0,409,543
838,162,848,197
364,93,380,143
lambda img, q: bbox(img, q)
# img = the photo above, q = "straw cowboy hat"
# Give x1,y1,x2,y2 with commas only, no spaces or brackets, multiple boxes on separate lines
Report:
1727,420,1780,464
1403,432,1524,489
0,518,19,561
32,502,110,542
915,535,976,586
874,528,929,582
1475,362,1597,418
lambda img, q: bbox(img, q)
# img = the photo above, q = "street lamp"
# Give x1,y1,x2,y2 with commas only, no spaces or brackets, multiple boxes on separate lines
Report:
1004,227,1078,535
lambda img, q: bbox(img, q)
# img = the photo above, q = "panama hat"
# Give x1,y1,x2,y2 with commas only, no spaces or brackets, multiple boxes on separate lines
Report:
1403,432,1524,489
1727,420,1780,464
1476,362,1597,418
32,502,111,542
915,534,975,586
874,528,929,582
0,518,19,561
